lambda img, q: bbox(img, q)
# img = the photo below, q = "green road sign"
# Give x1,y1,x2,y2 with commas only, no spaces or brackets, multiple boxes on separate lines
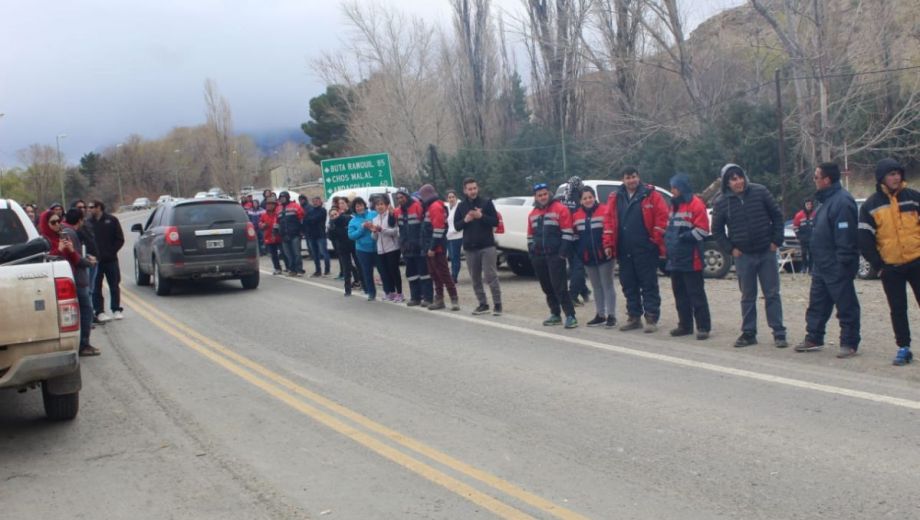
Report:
321,153,393,197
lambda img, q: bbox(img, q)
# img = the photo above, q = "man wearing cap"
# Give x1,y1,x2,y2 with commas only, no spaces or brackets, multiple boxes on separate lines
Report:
858,158,920,366
528,183,578,329
711,163,787,348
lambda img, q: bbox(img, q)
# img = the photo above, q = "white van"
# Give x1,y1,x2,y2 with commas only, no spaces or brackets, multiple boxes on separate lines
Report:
322,186,402,253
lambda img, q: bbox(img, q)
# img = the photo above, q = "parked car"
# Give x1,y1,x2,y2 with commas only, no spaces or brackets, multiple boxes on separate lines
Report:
131,198,260,295
193,191,209,199
131,197,152,210
0,199,82,420
156,194,174,205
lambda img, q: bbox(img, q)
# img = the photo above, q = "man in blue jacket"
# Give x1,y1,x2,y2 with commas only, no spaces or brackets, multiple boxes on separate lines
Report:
795,162,861,358
304,196,330,277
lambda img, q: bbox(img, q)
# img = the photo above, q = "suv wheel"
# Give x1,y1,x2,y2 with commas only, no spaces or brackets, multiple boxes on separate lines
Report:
240,271,260,290
153,259,172,296
42,384,79,421
702,242,731,279
135,255,151,286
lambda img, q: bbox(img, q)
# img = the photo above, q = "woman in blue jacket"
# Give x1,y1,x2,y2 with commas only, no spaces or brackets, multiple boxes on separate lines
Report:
347,197,379,300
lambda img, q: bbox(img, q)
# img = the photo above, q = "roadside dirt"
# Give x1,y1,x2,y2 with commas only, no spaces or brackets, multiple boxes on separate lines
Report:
272,255,920,385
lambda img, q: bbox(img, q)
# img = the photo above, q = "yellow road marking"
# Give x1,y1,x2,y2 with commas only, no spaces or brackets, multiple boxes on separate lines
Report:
122,290,589,520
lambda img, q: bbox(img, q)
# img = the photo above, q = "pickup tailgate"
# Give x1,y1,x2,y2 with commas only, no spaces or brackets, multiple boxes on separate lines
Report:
0,262,60,346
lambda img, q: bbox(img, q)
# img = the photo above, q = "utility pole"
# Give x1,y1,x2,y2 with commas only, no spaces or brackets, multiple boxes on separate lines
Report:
56,134,67,207
0,113,5,198
115,143,124,206
775,69,786,216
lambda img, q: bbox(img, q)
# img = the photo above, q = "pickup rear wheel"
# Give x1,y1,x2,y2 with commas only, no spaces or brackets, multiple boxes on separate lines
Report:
506,253,535,277
153,259,172,296
702,242,731,279
135,255,151,286
42,385,79,421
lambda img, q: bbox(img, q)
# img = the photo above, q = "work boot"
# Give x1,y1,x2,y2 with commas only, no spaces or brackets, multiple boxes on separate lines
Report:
794,338,823,352
620,316,642,331
734,333,758,348
586,314,605,327
450,298,460,311
428,298,445,310
420,300,431,308
406,299,421,307
774,337,789,349
543,315,562,326
564,315,578,329
893,347,913,366
696,331,710,340
643,315,658,333
669,327,693,337
836,345,858,359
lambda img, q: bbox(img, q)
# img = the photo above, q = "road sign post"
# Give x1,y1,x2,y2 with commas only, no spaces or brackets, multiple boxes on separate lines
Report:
321,153,393,198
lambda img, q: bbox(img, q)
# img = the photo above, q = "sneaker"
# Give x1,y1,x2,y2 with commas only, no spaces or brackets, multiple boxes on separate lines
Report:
311,272,322,278
619,316,642,331
367,295,375,301
774,337,789,349
420,300,431,308
696,331,710,340
324,271,330,276
587,314,606,327
113,310,124,320
492,304,502,316
472,304,490,315
344,291,351,297
605,316,617,329
335,273,345,280
272,270,282,275
670,327,693,337
734,333,758,348
893,347,913,366
542,315,562,326
450,299,460,311
78,345,101,357
836,346,858,359
393,294,405,303
407,300,422,307
564,316,578,329
643,317,658,334
381,293,394,302
96,312,113,323
794,339,824,352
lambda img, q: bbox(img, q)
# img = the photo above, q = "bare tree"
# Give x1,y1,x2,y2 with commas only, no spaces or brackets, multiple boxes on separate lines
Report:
446,0,498,147
17,144,60,207
203,78,252,193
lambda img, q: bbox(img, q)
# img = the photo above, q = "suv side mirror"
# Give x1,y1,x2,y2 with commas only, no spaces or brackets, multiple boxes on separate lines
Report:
131,223,143,233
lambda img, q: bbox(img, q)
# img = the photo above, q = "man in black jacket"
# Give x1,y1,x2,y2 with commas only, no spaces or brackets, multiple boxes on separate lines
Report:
711,163,787,348
795,163,861,358
88,201,125,321
454,177,503,316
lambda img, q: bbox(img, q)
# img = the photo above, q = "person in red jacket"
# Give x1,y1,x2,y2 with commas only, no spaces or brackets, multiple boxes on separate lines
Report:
792,198,816,273
419,184,458,311
664,173,712,340
529,183,578,329
607,166,669,332
572,186,618,328
258,196,284,275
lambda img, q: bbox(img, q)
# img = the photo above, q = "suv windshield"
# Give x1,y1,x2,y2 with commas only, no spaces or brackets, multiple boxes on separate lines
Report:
0,209,29,246
173,203,247,226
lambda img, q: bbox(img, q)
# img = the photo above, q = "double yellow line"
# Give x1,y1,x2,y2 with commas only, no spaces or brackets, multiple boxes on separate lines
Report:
121,289,589,520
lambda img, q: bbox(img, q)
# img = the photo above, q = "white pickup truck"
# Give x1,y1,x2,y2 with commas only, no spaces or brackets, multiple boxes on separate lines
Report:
0,199,82,420
493,180,734,279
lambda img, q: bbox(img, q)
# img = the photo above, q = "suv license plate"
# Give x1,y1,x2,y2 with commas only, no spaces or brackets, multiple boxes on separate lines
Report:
206,239,224,249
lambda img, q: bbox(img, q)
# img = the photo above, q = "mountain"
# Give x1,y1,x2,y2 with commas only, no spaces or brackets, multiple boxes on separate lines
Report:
241,128,311,153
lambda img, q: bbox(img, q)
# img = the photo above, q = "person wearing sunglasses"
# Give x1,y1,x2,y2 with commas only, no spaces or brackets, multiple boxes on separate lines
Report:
72,200,101,322
87,201,125,321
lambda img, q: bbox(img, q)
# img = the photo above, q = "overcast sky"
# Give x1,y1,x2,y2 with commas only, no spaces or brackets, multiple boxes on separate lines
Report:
0,0,742,166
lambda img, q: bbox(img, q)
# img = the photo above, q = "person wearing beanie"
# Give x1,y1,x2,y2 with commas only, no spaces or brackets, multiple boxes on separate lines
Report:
858,158,920,366
795,162,861,358
664,173,712,340
528,183,577,329
419,184,459,311
395,188,433,306
711,163,787,348
793,198,817,273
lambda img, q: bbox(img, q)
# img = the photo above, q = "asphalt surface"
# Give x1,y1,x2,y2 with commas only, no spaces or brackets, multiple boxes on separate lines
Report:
2,209,919,519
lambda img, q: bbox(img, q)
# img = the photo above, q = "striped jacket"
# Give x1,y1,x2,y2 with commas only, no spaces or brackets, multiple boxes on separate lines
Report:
572,203,616,266
527,200,575,257
664,195,710,272
421,199,448,254
858,182,920,270
395,199,425,256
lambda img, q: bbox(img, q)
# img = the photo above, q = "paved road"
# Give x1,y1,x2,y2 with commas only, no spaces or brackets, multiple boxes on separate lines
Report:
2,210,919,519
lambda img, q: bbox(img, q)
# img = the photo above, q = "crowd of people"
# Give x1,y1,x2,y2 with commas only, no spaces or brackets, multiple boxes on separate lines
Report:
28,199,125,358
250,158,916,368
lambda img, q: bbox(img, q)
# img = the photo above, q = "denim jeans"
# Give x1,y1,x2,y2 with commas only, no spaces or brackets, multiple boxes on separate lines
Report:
77,285,93,348
447,238,463,282
92,260,121,314
356,250,378,298
308,237,331,274
734,250,786,338
281,236,303,273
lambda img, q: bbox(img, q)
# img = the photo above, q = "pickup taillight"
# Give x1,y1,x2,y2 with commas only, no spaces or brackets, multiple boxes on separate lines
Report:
55,277,80,333
246,222,256,241
164,226,181,246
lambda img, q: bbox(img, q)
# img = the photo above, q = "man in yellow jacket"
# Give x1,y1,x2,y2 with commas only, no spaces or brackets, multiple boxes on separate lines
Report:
858,158,920,366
